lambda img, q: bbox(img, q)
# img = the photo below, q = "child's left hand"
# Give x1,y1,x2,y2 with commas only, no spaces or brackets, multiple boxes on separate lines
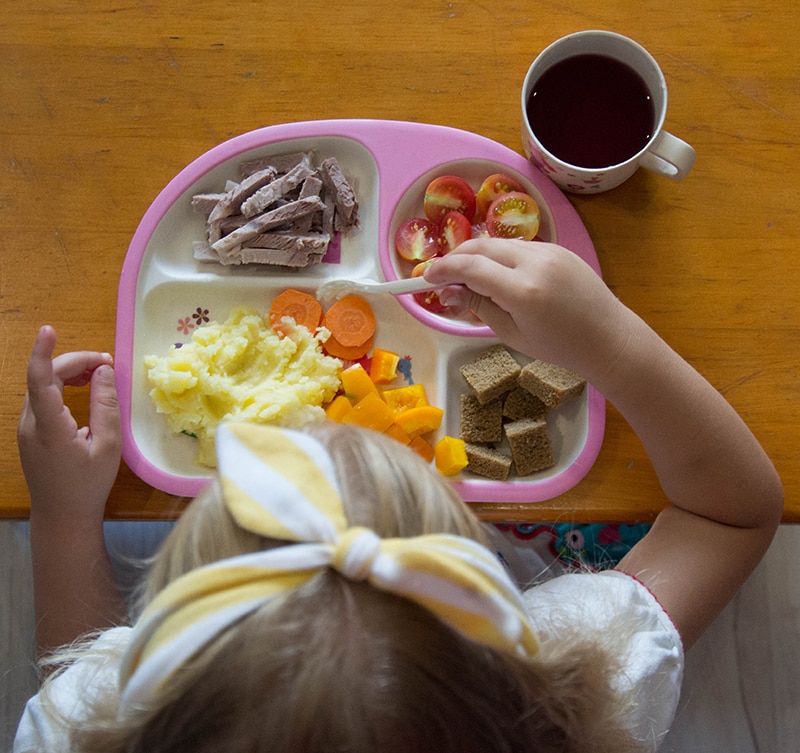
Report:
18,325,121,524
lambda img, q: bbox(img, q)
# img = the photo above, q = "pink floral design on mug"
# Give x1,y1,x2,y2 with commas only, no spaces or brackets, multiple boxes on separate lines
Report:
521,30,696,193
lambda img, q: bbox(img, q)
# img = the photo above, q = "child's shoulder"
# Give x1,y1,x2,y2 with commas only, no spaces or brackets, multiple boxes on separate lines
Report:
523,571,684,752
14,627,131,753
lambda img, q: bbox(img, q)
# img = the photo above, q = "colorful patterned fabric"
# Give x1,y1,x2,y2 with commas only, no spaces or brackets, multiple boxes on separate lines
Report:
496,522,651,570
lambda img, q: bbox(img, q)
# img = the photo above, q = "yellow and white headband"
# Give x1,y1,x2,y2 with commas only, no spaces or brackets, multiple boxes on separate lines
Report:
118,422,538,712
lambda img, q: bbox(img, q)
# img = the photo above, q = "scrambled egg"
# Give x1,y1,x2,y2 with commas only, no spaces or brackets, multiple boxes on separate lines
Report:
145,306,342,467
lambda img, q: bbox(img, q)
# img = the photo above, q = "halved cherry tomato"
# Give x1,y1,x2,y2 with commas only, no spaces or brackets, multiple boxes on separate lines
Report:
411,259,447,313
474,173,527,222
395,217,439,262
423,176,476,223
438,211,472,253
485,192,540,241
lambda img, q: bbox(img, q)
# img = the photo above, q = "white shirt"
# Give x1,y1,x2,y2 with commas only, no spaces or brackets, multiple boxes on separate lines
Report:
523,570,684,752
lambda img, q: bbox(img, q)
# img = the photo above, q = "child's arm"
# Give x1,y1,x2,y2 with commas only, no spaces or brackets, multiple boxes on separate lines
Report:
425,240,783,649
17,326,127,655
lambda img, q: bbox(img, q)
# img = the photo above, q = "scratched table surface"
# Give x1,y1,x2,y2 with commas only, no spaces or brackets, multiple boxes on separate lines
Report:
1,0,798,522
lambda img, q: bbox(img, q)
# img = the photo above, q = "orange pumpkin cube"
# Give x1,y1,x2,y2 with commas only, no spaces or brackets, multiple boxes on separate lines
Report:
382,384,429,415
393,405,444,438
340,363,379,404
434,436,468,476
341,392,395,433
369,348,400,385
408,435,435,463
325,394,352,422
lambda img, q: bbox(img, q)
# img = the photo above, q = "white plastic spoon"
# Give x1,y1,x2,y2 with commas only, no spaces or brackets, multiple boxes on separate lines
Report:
317,276,447,305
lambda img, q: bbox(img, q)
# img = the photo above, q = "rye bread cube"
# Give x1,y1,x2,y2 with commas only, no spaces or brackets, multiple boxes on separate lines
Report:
504,417,555,475
503,386,547,422
460,395,503,443
460,345,521,405
465,443,513,481
518,360,586,408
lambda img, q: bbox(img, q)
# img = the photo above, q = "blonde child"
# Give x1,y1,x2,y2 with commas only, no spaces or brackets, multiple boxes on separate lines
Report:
14,239,782,753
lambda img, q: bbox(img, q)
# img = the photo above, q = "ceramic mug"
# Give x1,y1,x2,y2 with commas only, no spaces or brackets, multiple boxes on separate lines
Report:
521,30,696,193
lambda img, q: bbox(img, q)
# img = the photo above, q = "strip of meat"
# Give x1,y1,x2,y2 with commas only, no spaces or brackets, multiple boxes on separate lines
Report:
192,240,219,262
245,232,330,251
291,176,324,233
206,166,277,224
191,193,226,215
240,162,314,218
211,196,326,255
235,246,326,267
319,157,359,231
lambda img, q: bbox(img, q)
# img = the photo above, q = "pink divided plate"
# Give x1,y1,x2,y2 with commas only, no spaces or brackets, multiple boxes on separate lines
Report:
116,119,605,502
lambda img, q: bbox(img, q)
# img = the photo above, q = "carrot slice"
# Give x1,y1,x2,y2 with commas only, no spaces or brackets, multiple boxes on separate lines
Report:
269,289,322,336
323,333,374,361
322,294,376,347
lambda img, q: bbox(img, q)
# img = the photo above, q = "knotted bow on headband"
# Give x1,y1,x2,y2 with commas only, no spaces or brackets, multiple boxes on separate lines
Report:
118,422,539,712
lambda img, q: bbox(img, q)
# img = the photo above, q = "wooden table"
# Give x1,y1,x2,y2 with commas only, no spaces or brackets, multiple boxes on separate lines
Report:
2,0,798,523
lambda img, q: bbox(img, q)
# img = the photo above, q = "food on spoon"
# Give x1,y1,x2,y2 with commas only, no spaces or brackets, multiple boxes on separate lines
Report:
144,307,341,467
192,152,359,268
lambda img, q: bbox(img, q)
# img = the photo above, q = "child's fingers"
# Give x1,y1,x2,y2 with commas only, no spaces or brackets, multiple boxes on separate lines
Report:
52,351,114,388
25,326,62,427
88,364,121,458
436,284,517,336
25,325,114,432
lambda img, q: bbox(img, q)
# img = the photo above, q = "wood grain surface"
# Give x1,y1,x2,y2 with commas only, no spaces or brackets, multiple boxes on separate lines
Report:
1,0,797,521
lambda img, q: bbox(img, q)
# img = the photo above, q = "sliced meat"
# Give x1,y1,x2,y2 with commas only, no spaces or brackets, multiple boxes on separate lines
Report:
206,166,278,224
191,193,226,215
211,196,326,255
240,162,315,218
319,157,359,231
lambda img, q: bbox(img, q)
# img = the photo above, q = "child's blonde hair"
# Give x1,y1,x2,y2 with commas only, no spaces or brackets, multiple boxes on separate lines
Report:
44,423,637,753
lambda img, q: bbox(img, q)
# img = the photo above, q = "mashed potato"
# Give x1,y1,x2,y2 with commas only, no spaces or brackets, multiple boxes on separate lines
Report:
145,306,342,467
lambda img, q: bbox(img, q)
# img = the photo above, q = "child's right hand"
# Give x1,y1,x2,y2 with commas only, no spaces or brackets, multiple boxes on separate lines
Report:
427,237,783,650
423,239,629,377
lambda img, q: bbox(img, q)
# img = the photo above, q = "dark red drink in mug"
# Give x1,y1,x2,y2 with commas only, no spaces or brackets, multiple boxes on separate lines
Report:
520,31,695,193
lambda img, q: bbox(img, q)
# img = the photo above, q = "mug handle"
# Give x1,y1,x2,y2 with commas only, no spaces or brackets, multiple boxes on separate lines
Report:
640,131,697,181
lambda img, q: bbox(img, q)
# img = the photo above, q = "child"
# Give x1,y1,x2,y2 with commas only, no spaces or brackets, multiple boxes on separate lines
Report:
14,239,783,753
